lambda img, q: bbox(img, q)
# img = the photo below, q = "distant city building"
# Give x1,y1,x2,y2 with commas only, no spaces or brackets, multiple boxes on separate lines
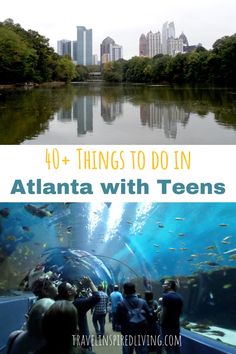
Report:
147,31,161,57
168,21,175,39
100,37,123,64
139,34,147,56
139,31,161,57
57,40,72,58
179,32,189,46
168,37,184,56
92,54,98,65
101,53,110,65
72,40,78,62
57,27,93,66
162,21,169,55
179,32,198,53
76,26,93,66
112,44,123,61
139,21,185,57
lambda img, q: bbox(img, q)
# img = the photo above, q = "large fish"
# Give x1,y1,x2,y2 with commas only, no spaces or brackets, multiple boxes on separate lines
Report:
24,204,53,218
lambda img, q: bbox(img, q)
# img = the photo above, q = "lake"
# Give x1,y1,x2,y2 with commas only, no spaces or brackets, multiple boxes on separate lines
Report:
0,83,236,144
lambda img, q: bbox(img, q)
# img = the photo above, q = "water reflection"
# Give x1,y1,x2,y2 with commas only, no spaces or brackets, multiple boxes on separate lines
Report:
140,103,190,139
0,84,236,144
57,96,93,135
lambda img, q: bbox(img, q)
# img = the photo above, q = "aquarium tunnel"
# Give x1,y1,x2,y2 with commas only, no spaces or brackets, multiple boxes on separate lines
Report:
0,202,236,353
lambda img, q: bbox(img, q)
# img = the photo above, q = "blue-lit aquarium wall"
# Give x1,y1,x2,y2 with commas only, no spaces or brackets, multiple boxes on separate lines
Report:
0,202,236,350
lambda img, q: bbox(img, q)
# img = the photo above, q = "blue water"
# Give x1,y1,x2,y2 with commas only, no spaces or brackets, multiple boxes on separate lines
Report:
0,202,235,283
1,202,236,342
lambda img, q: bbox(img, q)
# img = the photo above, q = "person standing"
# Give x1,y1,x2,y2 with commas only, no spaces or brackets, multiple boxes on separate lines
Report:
144,291,162,354
73,277,100,352
116,282,150,354
109,285,123,331
92,284,108,338
160,279,183,354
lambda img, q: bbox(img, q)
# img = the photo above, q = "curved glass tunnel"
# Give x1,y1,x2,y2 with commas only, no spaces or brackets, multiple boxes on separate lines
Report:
0,202,236,347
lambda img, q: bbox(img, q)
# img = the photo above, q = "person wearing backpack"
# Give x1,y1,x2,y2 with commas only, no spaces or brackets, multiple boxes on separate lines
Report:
160,279,183,354
116,282,150,354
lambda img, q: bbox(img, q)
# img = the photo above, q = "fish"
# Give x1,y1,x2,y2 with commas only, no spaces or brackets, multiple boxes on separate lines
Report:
223,284,232,289
221,240,230,244
206,262,220,266
228,254,236,260
178,233,185,237
24,204,53,218
190,254,199,258
126,220,133,225
223,248,236,254
169,247,176,251
22,226,30,232
222,236,232,241
219,223,228,227
158,223,164,228
0,208,10,218
153,244,160,248
206,246,216,250
175,217,185,221
180,248,188,251
66,226,72,233
6,235,16,241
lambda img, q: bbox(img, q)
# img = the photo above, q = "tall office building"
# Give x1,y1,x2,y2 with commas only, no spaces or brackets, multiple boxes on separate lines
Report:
146,31,161,57
112,44,123,61
72,41,78,62
139,34,147,56
162,21,169,55
100,37,123,64
168,21,175,39
76,26,93,66
92,54,98,65
168,37,184,56
161,21,184,56
139,31,161,58
57,40,72,58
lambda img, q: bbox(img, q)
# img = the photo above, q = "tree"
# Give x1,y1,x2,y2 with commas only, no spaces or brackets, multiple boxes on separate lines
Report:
0,26,37,83
55,56,77,83
102,61,123,82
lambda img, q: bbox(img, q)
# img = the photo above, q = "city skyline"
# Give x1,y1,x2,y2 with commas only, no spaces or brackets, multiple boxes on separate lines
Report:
1,0,236,59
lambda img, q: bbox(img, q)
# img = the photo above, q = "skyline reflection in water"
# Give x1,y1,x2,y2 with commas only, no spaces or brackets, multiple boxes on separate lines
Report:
0,84,235,144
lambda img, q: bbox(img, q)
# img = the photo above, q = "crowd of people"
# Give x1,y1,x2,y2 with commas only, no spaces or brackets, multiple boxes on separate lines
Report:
6,273,183,354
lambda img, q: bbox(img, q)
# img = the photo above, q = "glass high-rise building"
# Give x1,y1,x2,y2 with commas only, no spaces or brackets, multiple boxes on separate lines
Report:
57,40,72,58
76,26,93,66
100,37,123,64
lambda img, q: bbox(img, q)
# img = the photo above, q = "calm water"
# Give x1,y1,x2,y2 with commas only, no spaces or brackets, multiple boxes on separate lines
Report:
0,84,236,144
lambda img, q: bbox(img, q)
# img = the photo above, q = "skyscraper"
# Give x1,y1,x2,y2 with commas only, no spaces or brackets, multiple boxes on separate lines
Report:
57,40,72,58
139,31,161,58
76,26,93,66
100,37,123,64
168,22,175,39
139,34,147,56
162,21,169,55
161,21,183,56
146,31,161,57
